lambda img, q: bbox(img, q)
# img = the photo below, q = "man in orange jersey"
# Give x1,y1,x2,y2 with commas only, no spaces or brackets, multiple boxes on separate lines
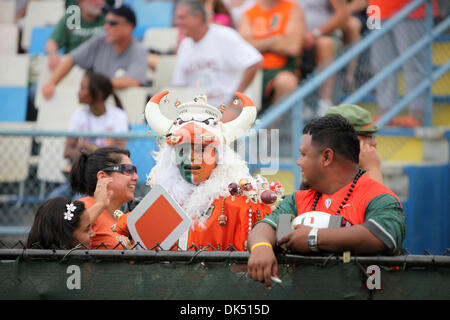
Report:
238,0,304,112
247,115,405,288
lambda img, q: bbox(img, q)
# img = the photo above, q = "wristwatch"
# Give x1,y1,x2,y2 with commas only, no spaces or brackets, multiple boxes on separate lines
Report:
308,227,320,252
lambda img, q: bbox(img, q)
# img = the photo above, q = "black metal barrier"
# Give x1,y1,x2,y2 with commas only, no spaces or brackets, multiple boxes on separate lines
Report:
1,247,449,300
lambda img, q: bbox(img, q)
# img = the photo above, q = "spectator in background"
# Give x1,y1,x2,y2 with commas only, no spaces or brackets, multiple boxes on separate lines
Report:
14,0,29,25
47,71,128,200
297,0,349,116
222,0,255,27
324,104,382,183
42,4,148,100
65,71,128,160
172,0,262,122
26,197,95,249
70,147,138,249
238,0,304,112
202,0,234,27
343,0,368,91
369,0,438,127
45,0,106,71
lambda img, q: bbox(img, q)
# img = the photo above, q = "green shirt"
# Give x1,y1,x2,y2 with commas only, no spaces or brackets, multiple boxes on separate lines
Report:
50,12,106,53
260,179,406,254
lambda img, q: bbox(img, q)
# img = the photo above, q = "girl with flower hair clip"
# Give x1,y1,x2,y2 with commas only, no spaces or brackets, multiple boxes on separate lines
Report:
26,196,95,249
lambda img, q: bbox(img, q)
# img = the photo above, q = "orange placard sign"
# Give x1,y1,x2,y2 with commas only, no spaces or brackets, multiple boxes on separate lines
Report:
127,185,191,250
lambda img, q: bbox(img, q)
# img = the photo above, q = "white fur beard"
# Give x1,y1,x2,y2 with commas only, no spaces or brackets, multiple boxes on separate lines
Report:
147,143,251,228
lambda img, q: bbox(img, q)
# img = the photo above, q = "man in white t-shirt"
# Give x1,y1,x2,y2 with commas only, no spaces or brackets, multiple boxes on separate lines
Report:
172,0,262,122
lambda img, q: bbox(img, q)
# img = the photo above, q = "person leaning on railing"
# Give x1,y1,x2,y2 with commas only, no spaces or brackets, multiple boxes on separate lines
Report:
69,146,138,250
247,115,405,289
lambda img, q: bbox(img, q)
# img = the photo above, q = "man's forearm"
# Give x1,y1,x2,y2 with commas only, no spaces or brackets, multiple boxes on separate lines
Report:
45,39,59,55
246,36,279,54
318,0,349,35
111,77,141,89
236,61,261,93
317,224,387,254
247,222,277,252
48,55,74,85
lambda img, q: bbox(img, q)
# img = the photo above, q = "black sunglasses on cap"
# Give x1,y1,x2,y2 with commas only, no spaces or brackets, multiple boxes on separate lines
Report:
101,164,137,176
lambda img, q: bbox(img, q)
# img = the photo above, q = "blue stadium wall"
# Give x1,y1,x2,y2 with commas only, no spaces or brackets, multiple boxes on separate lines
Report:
402,163,450,254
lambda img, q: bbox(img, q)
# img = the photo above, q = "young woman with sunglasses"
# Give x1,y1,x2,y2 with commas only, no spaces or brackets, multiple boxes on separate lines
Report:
70,146,138,249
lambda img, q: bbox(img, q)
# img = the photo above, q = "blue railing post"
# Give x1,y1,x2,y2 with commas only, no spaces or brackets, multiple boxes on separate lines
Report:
425,0,434,127
291,100,303,190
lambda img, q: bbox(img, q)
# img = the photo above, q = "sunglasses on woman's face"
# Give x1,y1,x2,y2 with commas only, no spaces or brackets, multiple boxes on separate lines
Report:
101,164,137,176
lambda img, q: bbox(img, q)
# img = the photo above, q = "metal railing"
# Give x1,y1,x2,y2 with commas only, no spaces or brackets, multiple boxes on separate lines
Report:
0,130,158,236
251,0,450,189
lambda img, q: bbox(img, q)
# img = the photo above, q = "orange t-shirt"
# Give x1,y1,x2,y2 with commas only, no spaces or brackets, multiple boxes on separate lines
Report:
244,0,295,70
368,0,438,20
187,195,272,251
79,196,123,250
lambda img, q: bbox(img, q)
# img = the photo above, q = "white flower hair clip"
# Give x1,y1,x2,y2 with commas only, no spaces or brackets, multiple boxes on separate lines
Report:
64,203,76,221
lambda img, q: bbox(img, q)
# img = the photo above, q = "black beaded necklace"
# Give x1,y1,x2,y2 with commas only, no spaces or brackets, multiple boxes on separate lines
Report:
312,168,365,213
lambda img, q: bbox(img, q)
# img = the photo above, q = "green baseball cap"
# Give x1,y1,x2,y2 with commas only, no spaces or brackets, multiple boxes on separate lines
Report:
324,104,378,133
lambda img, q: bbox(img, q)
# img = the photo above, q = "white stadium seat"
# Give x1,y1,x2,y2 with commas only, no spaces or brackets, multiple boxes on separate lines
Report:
142,27,178,54
0,0,16,24
21,0,65,50
0,24,19,55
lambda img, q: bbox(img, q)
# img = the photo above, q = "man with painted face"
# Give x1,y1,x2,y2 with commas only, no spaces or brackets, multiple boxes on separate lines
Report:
145,90,272,250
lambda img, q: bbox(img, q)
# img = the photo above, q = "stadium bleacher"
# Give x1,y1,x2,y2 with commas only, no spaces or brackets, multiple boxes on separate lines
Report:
0,55,29,122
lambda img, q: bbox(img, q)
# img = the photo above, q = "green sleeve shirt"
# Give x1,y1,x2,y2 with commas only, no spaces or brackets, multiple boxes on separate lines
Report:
259,192,406,254
50,13,105,53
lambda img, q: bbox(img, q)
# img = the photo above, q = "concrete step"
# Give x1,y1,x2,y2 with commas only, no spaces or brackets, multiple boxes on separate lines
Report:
377,127,450,163
433,40,450,65
358,102,450,127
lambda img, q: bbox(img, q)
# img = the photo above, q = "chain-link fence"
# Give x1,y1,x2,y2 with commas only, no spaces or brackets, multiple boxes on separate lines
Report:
0,131,157,241
0,130,276,242
0,241,449,300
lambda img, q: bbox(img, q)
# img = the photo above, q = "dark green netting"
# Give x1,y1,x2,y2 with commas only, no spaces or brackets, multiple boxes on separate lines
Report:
1,249,449,300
